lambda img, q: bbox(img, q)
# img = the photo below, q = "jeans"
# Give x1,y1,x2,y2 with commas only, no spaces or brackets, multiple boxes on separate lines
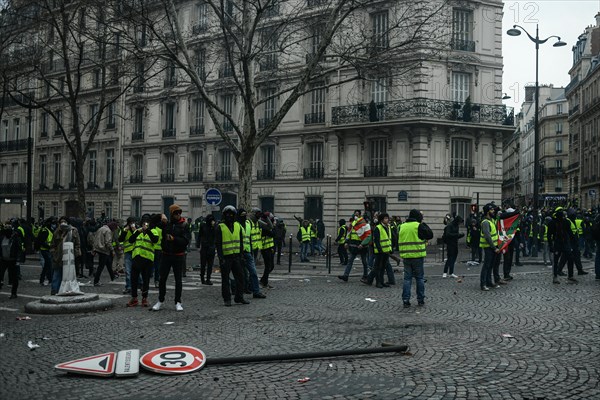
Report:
243,251,260,294
503,242,514,278
443,245,458,274
402,258,425,303
480,248,496,288
131,256,152,299
300,241,310,261
471,244,482,263
124,252,133,290
51,267,62,295
158,254,184,303
343,247,369,278
541,242,551,265
40,250,53,284
200,245,215,281
94,253,115,284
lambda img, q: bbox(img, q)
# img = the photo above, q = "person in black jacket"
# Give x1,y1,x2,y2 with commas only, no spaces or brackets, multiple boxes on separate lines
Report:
197,214,216,285
0,223,23,298
442,215,464,278
547,207,576,284
152,204,191,311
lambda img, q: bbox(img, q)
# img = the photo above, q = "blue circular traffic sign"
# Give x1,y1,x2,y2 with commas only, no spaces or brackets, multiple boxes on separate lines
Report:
205,188,222,206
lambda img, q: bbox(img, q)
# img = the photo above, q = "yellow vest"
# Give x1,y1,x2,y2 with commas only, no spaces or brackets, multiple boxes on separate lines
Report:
569,220,578,237
151,227,162,251
374,224,391,254
250,221,262,250
123,230,135,253
309,224,317,239
337,226,346,244
132,231,155,262
40,227,53,250
262,234,274,249
575,219,583,236
300,226,311,242
398,221,426,258
480,219,498,249
221,222,242,256
243,220,252,253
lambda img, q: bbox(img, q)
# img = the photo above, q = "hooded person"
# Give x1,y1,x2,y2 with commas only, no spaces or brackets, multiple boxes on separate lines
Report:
442,214,464,278
198,214,216,285
152,204,190,311
0,223,23,298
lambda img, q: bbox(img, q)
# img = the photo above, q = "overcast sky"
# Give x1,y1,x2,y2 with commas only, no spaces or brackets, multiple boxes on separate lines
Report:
502,0,600,110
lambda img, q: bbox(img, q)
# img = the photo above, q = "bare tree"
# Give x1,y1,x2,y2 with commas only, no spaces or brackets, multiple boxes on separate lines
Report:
117,0,449,208
2,0,157,217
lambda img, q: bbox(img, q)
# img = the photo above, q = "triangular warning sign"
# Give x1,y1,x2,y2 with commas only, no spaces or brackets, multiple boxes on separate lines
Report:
55,352,116,377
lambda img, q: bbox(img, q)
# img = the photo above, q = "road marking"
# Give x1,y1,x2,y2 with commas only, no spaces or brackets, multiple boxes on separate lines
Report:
0,292,41,299
0,306,18,312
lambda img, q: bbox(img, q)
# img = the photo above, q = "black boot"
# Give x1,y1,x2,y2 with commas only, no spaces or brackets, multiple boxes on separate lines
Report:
205,267,213,285
200,265,206,284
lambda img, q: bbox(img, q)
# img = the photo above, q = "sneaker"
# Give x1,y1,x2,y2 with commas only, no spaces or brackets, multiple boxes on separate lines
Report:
496,279,508,285
141,298,149,307
450,274,459,278
151,301,162,311
234,298,250,305
93,283,103,287
337,275,348,282
403,301,411,308
504,275,514,281
567,277,578,284
577,270,589,275
123,288,131,294
126,298,138,307
553,277,560,284
442,273,447,278
481,286,490,291
360,277,371,285
175,302,183,311
491,285,501,289
253,293,266,299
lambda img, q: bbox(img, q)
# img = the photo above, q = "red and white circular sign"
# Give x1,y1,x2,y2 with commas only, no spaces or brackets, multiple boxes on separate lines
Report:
140,346,206,375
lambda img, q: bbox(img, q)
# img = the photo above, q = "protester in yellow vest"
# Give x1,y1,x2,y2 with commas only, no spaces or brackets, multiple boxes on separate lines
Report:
150,215,163,288
119,217,138,295
215,205,249,307
368,213,393,288
237,209,266,299
126,218,158,308
335,219,348,265
398,209,433,307
479,203,501,291
36,218,54,286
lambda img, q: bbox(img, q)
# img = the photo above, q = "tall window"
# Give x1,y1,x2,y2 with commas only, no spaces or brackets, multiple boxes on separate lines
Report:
90,104,99,122
220,149,231,176
452,9,473,50
133,155,143,178
194,49,206,78
555,122,563,134
93,69,101,88
555,159,563,170
104,202,113,219
556,104,563,114
2,120,8,142
307,83,325,124
165,61,177,86
107,103,116,128
192,99,204,133
263,88,276,122
451,138,473,178
55,110,63,135
261,29,278,70
41,113,49,136
105,149,115,185
14,118,20,141
369,139,387,166
165,103,176,136
70,157,76,185
309,142,323,170
262,145,275,172
555,140,563,153
192,151,203,175
134,107,144,135
88,150,97,184
52,201,59,217
452,72,471,103
222,95,234,131
53,153,61,186
165,153,175,176
135,61,145,92
39,155,47,186
310,24,324,55
132,198,142,218
372,11,389,49
556,178,563,192
371,78,388,103
450,198,471,221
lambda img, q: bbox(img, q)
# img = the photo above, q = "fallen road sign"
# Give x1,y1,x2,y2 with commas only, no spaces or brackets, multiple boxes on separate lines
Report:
140,346,206,375
55,352,116,377
115,349,140,378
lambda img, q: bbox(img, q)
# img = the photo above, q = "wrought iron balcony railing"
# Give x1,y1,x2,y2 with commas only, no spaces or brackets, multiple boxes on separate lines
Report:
258,117,272,129
68,182,77,189
160,173,175,183
257,169,276,180
52,183,63,190
132,131,144,141
364,165,388,177
0,139,28,152
133,85,144,93
223,121,234,132
331,98,514,127
163,78,177,88
162,128,176,139
104,181,114,189
0,183,27,194
216,171,232,181
130,174,143,184
38,183,49,191
188,173,203,182
260,57,278,71
544,167,564,177
192,23,208,34
450,165,475,178
450,38,476,52
304,112,325,125
190,125,205,136
106,122,116,130
303,167,325,179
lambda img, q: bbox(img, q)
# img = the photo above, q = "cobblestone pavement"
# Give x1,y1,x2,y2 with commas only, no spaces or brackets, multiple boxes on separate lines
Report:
1,248,598,400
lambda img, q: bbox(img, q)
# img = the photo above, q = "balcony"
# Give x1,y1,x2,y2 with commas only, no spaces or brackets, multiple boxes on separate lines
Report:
450,165,475,178
130,174,143,184
223,121,234,133
257,169,275,180
163,78,177,88
133,85,144,93
332,98,515,127
87,182,100,190
216,171,232,181
260,57,278,71
219,65,234,78
192,22,208,34
0,183,27,194
569,104,579,116
305,112,325,125
68,182,77,190
450,38,476,52
303,167,324,179
188,172,203,182
258,117,272,129
38,183,49,191
162,128,176,139
132,131,144,142
52,183,63,190
160,173,175,183
190,125,205,136
545,167,564,177
104,181,114,189
106,122,116,130
364,165,388,177
0,139,28,152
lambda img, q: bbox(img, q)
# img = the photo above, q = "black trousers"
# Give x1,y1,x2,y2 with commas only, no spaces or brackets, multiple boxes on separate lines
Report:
372,253,389,285
158,254,184,303
200,245,215,280
260,247,275,285
554,250,574,278
94,252,115,284
275,239,284,265
221,255,245,301
131,256,152,298
503,241,515,278
493,250,502,282
338,244,348,264
0,260,18,295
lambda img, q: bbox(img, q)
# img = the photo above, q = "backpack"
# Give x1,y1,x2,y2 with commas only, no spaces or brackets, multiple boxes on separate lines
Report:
1,234,21,261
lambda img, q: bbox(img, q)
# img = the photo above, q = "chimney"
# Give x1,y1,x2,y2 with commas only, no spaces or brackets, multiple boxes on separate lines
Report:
596,12,600,27
525,86,535,102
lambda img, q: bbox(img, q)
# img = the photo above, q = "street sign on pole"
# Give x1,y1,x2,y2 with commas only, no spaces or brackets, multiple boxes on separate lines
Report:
140,346,206,375
55,352,116,377
205,188,222,206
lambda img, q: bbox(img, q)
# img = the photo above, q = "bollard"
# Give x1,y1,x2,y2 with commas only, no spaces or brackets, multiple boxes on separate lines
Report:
327,235,332,274
288,234,292,273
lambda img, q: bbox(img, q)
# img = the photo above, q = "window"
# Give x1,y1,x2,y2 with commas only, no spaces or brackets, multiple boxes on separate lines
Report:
88,151,97,185
132,155,143,182
86,202,95,218
192,151,203,175
372,11,389,49
450,198,471,221
191,99,204,135
90,104,99,122
14,118,20,141
2,120,8,142
452,72,471,103
55,110,63,135
107,103,116,129
260,196,275,213
194,49,206,78
371,78,388,103
93,69,101,88
134,107,144,138
194,2,208,31
190,196,202,218
365,138,388,177
452,9,474,51
368,196,387,213
38,201,45,220
555,140,563,153
11,163,18,183
304,196,323,221
131,198,142,219
39,155,47,186
310,24,324,55
451,138,473,178
556,178,563,192
104,202,113,220
135,62,145,92
258,145,275,180
262,88,276,126
137,25,147,47
164,103,176,137
222,95,234,131
53,153,61,186
105,149,115,186
41,113,48,137
261,29,278,70
70,156,76,186
52,201,59,217
555,122,563,134
555,159,563,170
557,104,563,114
165,61,177,86
306,83,325,124
164,153,175,181
218,149,232,180
309,142,323,169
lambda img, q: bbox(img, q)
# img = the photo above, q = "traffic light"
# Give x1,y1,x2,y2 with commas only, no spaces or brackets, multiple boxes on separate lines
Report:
470,204,478,214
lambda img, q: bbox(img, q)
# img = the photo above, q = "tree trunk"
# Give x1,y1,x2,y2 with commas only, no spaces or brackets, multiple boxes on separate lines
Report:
76,158,86,219
237,150,255,210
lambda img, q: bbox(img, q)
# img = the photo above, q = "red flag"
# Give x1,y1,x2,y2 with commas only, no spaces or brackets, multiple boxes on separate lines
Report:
497,212,521,253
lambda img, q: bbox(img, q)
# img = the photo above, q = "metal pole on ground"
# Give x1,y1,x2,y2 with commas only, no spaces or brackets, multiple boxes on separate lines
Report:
288,234,292,273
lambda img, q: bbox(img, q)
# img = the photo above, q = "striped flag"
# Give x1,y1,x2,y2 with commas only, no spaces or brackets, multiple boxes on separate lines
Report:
497,211,521,253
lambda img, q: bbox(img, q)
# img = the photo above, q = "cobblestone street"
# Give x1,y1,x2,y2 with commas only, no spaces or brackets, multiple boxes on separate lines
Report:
1,250,598,399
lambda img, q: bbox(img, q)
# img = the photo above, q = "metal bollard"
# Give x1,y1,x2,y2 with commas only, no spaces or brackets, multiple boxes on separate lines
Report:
327,235,332,274
288,234,292,273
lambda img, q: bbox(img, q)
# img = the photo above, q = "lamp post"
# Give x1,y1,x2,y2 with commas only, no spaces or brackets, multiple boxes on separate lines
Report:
506,25,565,211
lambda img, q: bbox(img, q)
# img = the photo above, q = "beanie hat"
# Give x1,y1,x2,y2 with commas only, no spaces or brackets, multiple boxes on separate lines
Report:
107,221,118,231
409,209,421,220
169,204,182,215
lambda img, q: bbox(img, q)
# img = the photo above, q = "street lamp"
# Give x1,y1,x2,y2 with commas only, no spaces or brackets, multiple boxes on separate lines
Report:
506,25,566,211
